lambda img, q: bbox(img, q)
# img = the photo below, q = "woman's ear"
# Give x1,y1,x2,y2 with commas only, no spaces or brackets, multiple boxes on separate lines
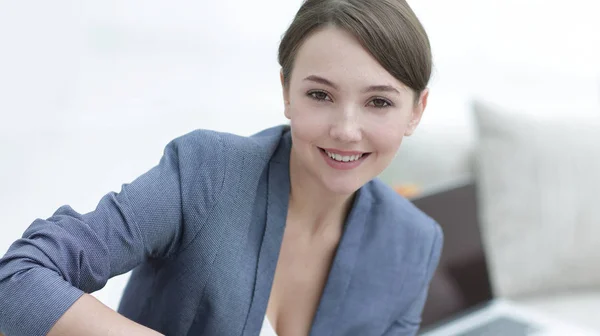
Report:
280,69,291,120
404,88,429,136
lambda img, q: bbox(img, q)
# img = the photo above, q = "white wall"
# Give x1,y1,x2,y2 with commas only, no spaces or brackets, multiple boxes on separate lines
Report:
1,0,599,309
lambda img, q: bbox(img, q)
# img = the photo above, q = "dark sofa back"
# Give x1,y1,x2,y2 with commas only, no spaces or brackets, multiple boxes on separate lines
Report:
410,180,493,327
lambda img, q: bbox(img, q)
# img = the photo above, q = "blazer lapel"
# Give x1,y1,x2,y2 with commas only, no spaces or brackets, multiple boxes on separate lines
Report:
242,131,291,336
309,188,370,336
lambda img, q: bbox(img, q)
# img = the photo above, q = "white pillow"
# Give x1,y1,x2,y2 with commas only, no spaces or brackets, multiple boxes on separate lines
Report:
473,100,600,298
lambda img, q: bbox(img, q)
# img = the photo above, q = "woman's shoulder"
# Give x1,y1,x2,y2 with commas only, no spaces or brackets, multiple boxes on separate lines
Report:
361,178,443,250
163,125,291,201
171,125,290,162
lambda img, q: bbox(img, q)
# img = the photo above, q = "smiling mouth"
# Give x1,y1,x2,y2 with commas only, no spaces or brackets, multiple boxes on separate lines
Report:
318,147,371,163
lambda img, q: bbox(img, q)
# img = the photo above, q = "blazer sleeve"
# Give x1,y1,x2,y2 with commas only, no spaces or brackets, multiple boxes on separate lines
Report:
383,222,444,336
0,133,224,336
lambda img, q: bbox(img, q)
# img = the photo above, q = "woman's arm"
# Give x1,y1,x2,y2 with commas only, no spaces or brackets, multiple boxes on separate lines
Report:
0,139,187,335
47,294,163,336
0,131,225,335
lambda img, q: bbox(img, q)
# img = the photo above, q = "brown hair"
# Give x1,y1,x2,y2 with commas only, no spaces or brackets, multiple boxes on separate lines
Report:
278,0,432,103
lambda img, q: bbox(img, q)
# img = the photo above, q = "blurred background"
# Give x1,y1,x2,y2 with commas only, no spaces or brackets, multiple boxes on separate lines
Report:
1,0,599,327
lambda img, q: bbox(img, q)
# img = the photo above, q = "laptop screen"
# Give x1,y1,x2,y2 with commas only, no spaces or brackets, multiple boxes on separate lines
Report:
409,179,493,327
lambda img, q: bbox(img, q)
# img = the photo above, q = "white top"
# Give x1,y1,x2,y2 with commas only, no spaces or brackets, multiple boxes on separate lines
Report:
259,316,278,336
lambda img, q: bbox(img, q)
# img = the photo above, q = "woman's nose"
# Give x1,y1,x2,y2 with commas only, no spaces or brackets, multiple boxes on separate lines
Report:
329,107,362,143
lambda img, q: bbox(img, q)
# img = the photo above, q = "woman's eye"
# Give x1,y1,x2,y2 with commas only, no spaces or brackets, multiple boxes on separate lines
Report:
368,98,392,108
308,91,331,102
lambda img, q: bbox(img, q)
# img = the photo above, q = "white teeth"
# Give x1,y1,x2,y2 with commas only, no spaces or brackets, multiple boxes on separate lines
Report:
325,150,364,162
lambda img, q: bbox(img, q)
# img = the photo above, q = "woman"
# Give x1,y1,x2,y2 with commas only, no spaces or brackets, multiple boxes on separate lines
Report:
0,0,442,335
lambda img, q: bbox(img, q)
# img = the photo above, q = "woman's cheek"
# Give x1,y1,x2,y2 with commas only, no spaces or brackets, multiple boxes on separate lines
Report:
292,105,330,132
368,122,406,153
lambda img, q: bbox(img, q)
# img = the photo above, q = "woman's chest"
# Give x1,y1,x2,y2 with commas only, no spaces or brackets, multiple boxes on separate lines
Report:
181,200,409,336
265,225,341,336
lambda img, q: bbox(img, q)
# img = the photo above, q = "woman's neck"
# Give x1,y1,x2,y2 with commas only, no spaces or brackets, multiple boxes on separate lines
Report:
287,148,356,239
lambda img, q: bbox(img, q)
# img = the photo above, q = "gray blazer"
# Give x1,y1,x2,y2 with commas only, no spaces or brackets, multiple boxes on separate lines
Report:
0,125,443,336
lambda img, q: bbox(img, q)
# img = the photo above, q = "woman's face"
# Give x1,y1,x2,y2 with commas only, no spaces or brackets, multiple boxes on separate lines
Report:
282,26,428,195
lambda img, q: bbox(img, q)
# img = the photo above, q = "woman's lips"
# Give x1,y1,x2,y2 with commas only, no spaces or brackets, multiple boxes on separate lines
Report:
318,147,370,170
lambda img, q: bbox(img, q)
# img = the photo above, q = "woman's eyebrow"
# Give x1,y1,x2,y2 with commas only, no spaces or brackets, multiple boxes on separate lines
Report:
304,75,339,90
303,75,401,94
362,85,400,94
